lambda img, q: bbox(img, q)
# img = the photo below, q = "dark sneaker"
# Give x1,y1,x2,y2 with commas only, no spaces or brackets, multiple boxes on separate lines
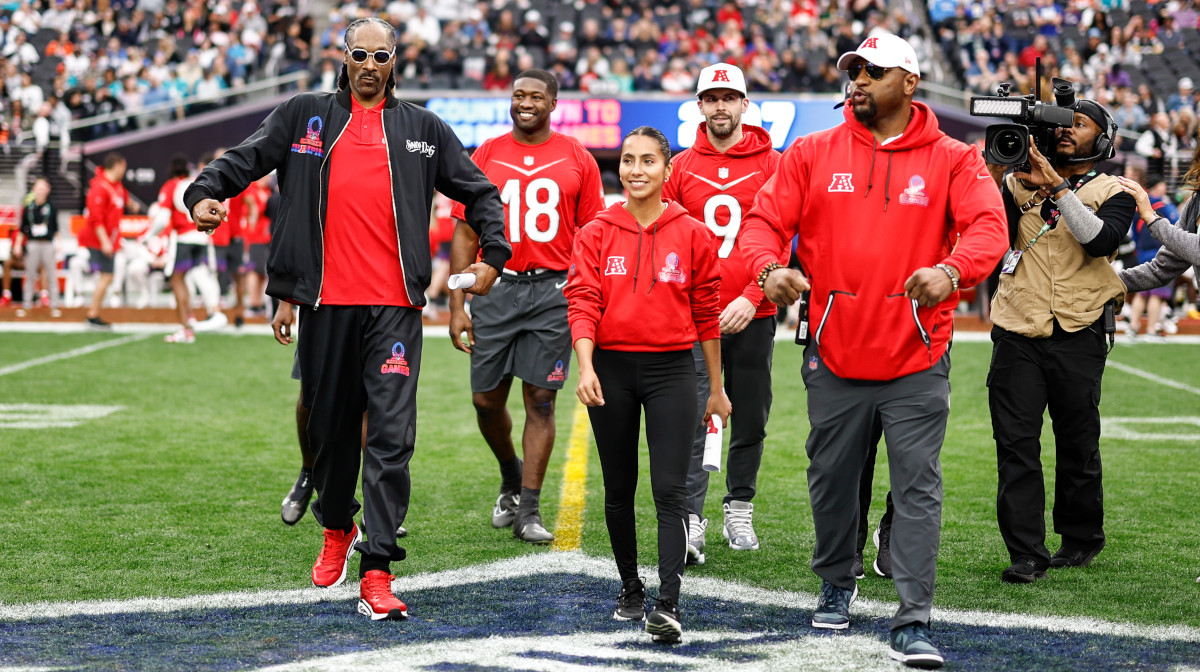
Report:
1049,540,1105,568
812,579,857,630
645,597,682,643
357,570,408,621
1001,556,1047,584
853,551,865,580
513,511,555,544
491,490,520,528
889,623,944,668
85,316,112,330
873,520,893,578
686,514,707,566
311,523,361,588
281,470,314,525
612,577,646,621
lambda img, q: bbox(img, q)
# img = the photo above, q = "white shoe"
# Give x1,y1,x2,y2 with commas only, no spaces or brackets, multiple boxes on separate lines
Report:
193,311,228,332
686,513,707,565
722,501,759,551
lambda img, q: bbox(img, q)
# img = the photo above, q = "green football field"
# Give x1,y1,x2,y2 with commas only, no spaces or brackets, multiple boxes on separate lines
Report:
1,328,1198,634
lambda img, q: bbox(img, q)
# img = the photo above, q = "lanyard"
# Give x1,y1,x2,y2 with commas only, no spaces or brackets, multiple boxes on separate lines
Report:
1018,170,1097,251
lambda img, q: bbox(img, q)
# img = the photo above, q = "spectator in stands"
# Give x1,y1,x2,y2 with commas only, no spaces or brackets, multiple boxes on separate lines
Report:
483,53,513,91
395,43,431,88
406,6,441,48
967,48,997,94
1137,112,1177,178
16,70,42,112
1159,14,1185,51
1168,78,1196,116
1114,90,1149,135
632,49,662,91
518,10,549,52
1137,82,1164,119
2,30,39,66
660,57,694,94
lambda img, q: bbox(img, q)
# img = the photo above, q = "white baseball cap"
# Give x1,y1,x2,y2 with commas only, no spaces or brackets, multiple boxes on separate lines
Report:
696,63,747,97
837,33,921,77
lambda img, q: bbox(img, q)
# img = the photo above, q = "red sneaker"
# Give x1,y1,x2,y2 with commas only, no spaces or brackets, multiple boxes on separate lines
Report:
311,523,361,588
358,570,408,620
0,294,11,307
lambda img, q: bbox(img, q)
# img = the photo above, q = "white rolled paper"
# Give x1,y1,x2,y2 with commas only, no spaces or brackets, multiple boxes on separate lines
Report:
702,417,723,472
448,272,477,290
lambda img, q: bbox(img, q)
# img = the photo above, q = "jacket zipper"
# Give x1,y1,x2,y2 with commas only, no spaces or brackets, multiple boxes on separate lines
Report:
813,290,856,346
314,116,351,308
380,118,410,305
909,298,931,349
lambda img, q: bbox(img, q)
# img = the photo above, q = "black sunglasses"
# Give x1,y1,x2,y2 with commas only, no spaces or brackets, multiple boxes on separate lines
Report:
346,47,394,65
847,62,894,81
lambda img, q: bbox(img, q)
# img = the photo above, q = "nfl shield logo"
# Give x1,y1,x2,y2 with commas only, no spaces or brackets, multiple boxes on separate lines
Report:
524,156,534,166
718,167,729,179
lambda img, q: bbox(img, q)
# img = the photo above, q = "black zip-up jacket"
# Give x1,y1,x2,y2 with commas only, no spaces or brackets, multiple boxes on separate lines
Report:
183,87,510,307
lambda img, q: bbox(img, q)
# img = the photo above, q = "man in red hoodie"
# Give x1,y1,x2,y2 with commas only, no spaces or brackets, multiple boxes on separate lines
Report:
662,63,781,564
741,34,1007,668
78,152,129,330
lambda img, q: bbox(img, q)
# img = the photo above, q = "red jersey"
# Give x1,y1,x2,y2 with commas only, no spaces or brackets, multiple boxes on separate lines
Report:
452,131,605,272
322,96,411,307
215,184,255,246
78,167,128,251
663,123,780,319
240,184,271,245
566,200,720,352
741,102,1007,381
156,176,198,237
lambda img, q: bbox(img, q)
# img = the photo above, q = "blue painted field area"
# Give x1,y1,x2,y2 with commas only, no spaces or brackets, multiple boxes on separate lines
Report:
4,572,1199,671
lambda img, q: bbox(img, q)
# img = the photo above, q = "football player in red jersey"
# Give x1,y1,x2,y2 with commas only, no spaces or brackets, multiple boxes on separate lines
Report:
449,69,606,544
662,63,781,563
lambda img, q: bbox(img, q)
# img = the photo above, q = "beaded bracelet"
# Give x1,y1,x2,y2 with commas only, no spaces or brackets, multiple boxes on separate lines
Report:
757,262,784,291
935,263,959,292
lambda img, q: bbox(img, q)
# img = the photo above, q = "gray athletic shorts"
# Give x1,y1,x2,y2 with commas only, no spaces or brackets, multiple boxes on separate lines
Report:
470,270,571,393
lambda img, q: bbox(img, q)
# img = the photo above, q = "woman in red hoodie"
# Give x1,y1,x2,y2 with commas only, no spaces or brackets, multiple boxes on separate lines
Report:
566,126,731,643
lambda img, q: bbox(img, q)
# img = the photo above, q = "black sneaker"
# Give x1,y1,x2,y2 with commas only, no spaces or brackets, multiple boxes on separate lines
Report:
85,316,112,330
281,470,314,525
889,623,944,668
873,519,893,579
812,579,857,629
853,551,865,580
612,577,646,621
1049,540,1104,568
1001,556,1047,583
645,597,682,643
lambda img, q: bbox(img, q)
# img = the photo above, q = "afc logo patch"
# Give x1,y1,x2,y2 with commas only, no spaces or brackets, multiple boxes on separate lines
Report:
828,173,854,193
711,68,730,83
605,256,627,275
862,37,878,49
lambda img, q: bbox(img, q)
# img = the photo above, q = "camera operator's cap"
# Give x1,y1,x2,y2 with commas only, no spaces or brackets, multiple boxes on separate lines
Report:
697,63,747,97
837,33,920,77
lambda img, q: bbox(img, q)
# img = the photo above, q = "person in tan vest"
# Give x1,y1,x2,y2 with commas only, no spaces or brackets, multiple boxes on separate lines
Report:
986,98,1136,584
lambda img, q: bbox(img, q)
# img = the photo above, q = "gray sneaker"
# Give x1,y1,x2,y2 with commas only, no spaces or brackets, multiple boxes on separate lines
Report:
722,501,759,551
491,491,520,528
513,511,555,544
686,514,707,565
889,623,944,668
811,579,857,630
281,470,313,526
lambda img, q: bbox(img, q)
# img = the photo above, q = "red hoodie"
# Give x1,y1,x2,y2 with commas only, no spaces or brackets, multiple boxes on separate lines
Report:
741,102,1007,381
664,122,781,319
567,200,721,352
78,167,128,252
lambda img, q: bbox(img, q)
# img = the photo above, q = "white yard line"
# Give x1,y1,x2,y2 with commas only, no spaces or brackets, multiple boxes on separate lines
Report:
2,551,1198,645
0,333,151,377
1106,360,1200,397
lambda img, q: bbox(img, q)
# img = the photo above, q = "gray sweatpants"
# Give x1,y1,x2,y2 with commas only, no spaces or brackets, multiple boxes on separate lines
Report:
802,343,950,631
22,240,59,309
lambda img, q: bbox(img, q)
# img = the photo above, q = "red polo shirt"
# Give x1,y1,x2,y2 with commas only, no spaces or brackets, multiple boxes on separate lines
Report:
321,96,411,307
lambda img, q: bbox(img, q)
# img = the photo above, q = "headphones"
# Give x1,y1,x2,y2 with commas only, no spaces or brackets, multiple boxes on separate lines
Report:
1066,99,1118,163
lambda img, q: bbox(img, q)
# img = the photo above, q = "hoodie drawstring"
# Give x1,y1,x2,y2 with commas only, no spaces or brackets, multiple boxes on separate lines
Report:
647,222,659,294
632,226,644,293
864,143,877,198
883,151,894,212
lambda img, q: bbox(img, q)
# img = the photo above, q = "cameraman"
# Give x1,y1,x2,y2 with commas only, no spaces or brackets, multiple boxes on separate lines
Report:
986,99,1135,584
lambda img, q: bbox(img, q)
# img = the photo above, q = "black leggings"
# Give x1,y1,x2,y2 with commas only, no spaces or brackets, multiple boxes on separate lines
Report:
589,348,697,602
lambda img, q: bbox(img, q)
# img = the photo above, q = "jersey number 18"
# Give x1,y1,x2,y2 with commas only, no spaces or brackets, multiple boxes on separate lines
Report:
501,178,561,243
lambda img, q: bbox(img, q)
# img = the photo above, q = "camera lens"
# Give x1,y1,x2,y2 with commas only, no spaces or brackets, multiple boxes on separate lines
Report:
994,129,1025,161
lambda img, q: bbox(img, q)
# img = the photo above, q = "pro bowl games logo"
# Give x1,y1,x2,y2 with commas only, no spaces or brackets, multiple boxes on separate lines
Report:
382,342,411,376
657,252,686,284
547,360,566,383
899,175,930,207
291,116,325,157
